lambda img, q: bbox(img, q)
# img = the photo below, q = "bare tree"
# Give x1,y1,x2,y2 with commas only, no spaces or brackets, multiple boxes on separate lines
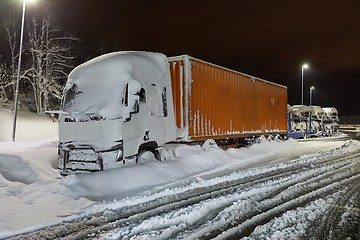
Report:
1,6,79,113
1,9,22,108
26,15,78,113
0,64,11,108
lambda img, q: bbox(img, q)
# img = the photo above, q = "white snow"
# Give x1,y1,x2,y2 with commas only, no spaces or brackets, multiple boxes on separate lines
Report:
243,194,340,240
0,108,57,142
62,51,171,120
0,107,357,239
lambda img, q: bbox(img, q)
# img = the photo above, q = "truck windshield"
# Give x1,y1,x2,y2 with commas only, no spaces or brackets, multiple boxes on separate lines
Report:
62,83,82,110
62,88,75,110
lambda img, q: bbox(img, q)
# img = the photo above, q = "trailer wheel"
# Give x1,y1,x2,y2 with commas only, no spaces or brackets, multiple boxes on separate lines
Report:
274,134,282,141
267,135,275,141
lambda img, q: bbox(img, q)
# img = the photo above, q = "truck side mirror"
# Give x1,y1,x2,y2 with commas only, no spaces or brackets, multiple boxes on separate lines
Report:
123,81,142,116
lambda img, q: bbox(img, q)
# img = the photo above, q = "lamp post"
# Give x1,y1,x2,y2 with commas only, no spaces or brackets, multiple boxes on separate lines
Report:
12,0,33,142
301,64,308,105
309,86,315,106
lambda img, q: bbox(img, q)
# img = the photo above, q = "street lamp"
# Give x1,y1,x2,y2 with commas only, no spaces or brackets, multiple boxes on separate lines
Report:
12,0,36,142
301,64,309,105
309,86,315,106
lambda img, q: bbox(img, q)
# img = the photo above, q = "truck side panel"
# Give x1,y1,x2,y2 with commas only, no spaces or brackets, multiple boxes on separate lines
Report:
169,56,288,141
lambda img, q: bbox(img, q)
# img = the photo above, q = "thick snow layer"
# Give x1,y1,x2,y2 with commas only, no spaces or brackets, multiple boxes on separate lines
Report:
62,51,171,120
0,108,357,238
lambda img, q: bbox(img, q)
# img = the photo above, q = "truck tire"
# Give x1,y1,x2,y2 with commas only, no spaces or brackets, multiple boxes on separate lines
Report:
136,141,161,163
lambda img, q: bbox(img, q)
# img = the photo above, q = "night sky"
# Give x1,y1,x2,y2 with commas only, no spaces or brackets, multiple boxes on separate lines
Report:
4,0,360,116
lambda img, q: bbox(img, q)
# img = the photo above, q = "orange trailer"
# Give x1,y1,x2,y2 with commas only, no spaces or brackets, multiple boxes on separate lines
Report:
168,55,288,142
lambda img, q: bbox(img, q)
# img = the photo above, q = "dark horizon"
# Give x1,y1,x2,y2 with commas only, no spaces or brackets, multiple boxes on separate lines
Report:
2,0,360,116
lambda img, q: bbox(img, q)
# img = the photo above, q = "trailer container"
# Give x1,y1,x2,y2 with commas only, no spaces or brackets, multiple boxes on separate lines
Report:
168,55,288,141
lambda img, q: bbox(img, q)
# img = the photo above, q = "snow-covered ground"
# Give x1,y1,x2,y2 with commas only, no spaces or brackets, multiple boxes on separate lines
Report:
0,108,359,239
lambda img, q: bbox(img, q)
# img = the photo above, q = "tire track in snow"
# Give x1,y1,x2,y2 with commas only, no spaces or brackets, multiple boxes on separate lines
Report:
172,157,358,239
210,165,360,240
112,152,360,239
9,149,360,240
307,180,360,240
178,158,360,239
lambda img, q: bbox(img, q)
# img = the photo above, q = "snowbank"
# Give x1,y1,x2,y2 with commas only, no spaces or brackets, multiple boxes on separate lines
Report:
0,109,91,234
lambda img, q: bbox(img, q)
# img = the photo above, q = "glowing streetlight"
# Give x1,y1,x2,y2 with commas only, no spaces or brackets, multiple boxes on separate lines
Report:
301,63,308,105
12,0,36,141
309,86,315,106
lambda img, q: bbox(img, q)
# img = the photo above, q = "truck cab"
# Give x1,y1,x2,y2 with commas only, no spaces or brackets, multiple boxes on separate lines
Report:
58,52,176,174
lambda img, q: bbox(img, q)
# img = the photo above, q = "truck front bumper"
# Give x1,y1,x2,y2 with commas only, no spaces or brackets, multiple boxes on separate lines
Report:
58,142,123,175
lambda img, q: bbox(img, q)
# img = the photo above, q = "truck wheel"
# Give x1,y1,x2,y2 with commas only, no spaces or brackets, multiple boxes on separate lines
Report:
136,141,161,163
136,149,161,164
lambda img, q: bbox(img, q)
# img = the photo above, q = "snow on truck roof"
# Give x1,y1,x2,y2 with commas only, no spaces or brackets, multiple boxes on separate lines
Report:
62,51,171,120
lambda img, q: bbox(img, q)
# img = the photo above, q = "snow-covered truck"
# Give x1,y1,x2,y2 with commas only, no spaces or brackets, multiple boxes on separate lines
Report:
58,51,288,174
